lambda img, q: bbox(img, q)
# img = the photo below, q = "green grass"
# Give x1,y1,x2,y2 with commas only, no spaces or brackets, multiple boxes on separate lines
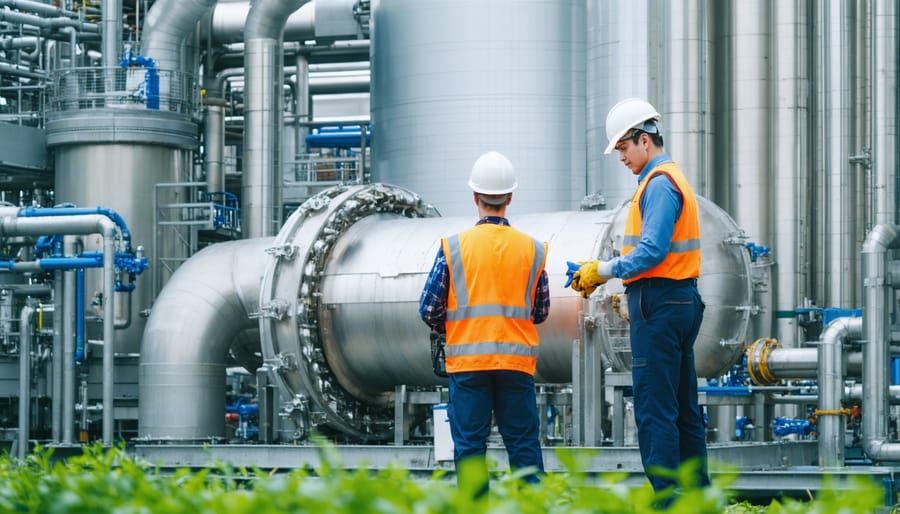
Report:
0,442,888,514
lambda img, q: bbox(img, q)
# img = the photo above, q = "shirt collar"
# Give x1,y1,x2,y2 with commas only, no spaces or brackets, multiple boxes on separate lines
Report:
476,216,510,226
637,153,673,183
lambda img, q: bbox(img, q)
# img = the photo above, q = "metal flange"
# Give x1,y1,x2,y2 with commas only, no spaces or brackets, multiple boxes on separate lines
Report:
257,183,435,441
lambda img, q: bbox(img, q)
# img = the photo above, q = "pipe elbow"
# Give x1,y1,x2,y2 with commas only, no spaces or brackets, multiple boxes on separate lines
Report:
862,223,900,254
821,316,862,342
246,0,310,40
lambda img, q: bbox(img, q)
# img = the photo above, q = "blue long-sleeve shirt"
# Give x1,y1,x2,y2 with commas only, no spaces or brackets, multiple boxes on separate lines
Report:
610,153,684,280
418,216,551,333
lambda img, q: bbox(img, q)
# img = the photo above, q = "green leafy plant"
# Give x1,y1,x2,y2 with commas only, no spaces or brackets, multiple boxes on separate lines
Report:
0,442,889,514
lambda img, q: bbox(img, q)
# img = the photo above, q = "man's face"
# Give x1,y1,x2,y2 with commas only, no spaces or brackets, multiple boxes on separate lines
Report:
614,132,650,175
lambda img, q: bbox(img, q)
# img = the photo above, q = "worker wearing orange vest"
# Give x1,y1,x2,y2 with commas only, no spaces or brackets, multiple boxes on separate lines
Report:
567,99,709,499
419,151,550,497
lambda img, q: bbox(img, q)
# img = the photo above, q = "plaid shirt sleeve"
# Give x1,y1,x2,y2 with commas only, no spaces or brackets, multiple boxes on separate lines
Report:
418,248,449,333
532,270,550,325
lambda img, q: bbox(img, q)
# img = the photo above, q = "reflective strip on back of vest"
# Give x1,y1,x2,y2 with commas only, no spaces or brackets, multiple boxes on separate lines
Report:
442,224,546,374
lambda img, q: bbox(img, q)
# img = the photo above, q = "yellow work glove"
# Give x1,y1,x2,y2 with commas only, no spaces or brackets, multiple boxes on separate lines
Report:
569,260,614,298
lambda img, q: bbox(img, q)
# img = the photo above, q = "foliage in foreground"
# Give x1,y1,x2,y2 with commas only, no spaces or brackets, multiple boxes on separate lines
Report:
0,442,887,514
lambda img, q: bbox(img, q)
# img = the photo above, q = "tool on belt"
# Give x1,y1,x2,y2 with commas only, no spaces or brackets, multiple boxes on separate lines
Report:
430,330,449,378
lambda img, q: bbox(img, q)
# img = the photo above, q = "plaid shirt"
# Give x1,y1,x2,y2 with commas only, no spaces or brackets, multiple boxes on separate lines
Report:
418,216,550,333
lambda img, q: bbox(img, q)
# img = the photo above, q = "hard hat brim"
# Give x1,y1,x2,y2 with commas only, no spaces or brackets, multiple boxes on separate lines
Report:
468,179,517,195
604,128,630,155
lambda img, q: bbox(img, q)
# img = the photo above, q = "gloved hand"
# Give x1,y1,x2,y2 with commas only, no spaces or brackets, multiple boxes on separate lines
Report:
567,260,614,298
563,260,583,288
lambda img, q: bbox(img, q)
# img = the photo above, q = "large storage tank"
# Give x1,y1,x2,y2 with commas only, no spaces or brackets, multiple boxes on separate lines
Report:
370,0,587,216
45,69,199,354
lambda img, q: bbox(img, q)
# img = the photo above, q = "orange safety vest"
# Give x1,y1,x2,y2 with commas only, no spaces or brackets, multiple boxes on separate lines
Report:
441,223,548,375
622,161,701,284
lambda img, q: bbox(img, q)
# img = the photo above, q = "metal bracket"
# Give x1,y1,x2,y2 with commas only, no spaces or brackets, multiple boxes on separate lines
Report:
265,352,298,372
254,299,291,320
265,244,297,260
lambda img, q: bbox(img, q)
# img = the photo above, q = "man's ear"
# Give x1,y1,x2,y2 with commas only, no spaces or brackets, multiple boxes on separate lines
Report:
473,192,480,206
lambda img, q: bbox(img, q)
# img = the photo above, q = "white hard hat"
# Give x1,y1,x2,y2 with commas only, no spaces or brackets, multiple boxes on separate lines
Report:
603,98,661,154
468,151,518,194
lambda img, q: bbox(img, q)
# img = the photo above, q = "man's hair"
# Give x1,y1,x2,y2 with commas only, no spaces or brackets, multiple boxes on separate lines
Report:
477,193,509,209
623,123,665,148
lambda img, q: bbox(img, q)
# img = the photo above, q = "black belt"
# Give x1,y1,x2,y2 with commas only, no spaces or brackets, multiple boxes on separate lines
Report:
627,277,697,289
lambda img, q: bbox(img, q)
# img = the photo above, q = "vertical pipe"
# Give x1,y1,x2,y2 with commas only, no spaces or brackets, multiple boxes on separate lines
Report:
818,316,861,469
294,53,310,165
723,1,772,252
75,269,84,362
656,0,711,196
102,234,116,443
17,303,35,459
586,0,654,206
862,224,900,461
822,0,857,308
772,0,811,349
62,237,76,443
242,0,309,238
204,100,226,195
871,0,898,226
102,0,122,66
51,272,63,441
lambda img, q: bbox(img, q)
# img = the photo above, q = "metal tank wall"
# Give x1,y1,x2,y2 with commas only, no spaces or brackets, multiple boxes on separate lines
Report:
587,1,660,206
370,0,586,216
53,144,193,353
586,1,900,346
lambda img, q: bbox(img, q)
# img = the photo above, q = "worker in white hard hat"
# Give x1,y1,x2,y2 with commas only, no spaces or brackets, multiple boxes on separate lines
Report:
566,98,709,499
419,150,550,497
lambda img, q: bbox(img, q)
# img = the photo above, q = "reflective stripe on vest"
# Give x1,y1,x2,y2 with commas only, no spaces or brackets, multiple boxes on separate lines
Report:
622,162,701,284
442,224,547,374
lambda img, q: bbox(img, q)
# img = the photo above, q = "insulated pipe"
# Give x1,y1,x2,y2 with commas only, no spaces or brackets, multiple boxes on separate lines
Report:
203,98,227,195
138,238,273,440
141,0,217,70
746,344,877,382
101,0,121,67
818,316,862,469
242,0,310,238
0,0,72,17
0,9,99,31
62,237,76,443
871,0,898,225
772,0,810,349
17,302,35,459
255,184,752,440
822,0,858,309
0,212,118,444
51,273,62,441
204,1,315,45
862,224,900,461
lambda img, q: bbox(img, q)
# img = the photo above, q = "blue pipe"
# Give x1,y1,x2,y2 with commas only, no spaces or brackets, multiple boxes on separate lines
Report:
698,385,753,397
36,257,104,270
75,269,85,363
120,53,159,110
20,206,133,250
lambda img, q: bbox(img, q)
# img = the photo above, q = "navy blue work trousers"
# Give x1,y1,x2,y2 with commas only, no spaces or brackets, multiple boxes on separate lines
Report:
448,370,544,488
626,280,710,492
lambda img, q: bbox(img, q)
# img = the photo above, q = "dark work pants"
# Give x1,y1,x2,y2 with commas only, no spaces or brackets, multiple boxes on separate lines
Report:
626,281,710,492
448,370,544,494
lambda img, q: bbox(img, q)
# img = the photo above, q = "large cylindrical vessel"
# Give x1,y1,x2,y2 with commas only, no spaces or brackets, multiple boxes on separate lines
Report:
258,184,752,440
52,142,193,353
370,0,586,216
592,197,753,378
